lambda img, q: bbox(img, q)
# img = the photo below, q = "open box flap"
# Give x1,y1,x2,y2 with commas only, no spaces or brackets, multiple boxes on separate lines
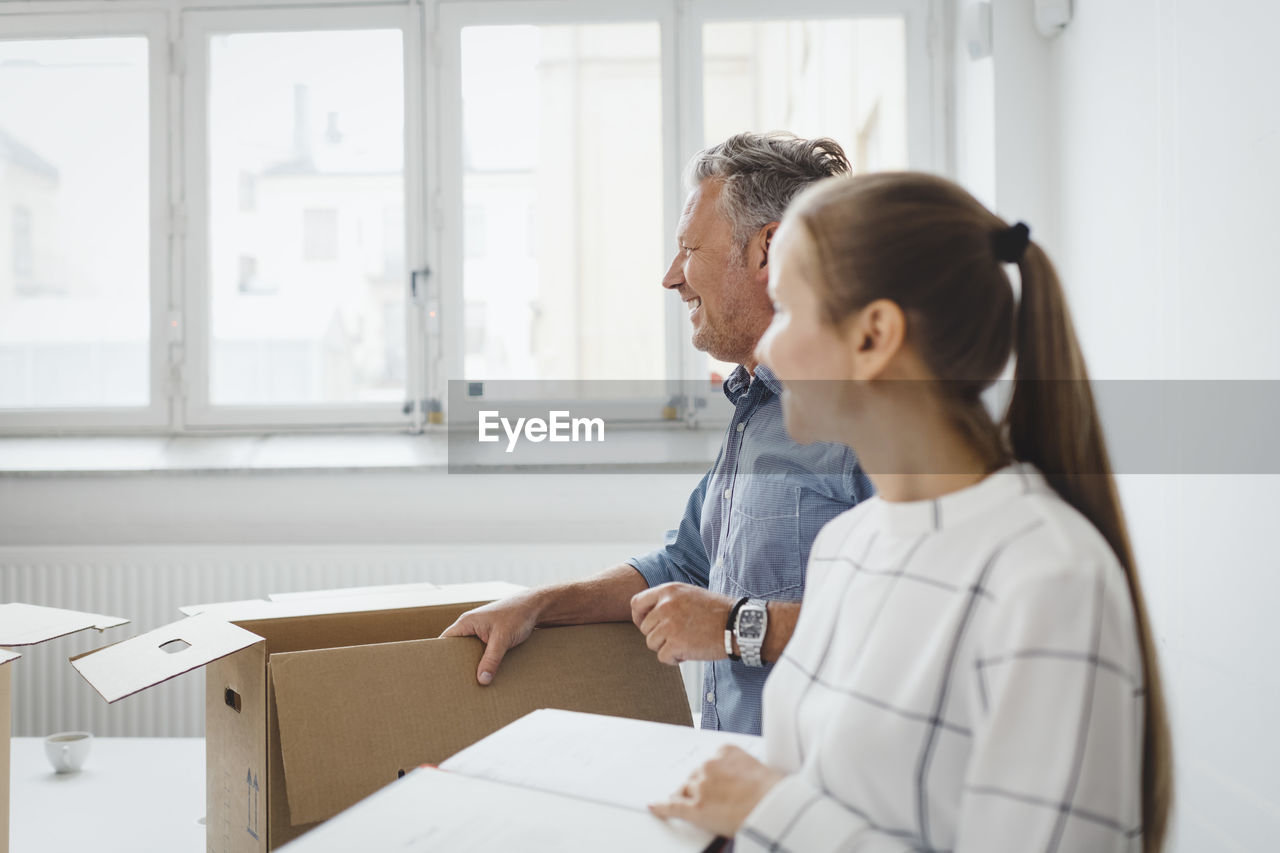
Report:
269,622,693,827
178,598,269,618
0,602,129,647
266,581,440,602
180,581,526,622
0,648,19,666
70,613,263,703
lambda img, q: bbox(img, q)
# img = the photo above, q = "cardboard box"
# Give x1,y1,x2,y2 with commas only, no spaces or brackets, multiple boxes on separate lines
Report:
0,603,131,853
71,582,694,851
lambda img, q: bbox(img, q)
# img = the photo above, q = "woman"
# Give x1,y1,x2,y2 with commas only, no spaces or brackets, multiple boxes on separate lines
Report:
650,173,1172,852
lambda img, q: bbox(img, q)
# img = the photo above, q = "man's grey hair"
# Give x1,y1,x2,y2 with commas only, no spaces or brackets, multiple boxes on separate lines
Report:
685,131,852,253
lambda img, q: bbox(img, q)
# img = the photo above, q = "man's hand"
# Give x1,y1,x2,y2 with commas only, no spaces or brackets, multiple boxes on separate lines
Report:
439,595,541,685
630,583,734,665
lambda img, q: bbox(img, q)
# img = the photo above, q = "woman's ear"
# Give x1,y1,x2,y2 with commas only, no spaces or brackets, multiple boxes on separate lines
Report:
846,299,906,380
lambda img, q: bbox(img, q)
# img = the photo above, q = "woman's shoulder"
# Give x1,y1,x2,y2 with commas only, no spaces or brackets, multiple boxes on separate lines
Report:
996,468,1122,582
980,469,1140,657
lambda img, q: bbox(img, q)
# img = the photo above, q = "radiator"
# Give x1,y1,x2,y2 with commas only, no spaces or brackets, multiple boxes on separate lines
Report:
0,544,703,737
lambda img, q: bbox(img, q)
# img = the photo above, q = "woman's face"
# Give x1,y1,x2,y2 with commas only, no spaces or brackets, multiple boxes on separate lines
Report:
755,223,858,444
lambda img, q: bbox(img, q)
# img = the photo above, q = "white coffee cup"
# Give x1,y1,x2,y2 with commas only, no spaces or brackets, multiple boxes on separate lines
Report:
44,731,93,774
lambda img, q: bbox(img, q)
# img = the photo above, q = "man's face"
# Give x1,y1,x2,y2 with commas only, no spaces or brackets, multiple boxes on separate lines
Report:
661,180,774,368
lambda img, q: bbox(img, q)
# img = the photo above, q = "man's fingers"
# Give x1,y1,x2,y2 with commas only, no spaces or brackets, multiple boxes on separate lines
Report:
631,587,659,628
657,641,678,666
645,623,666,653
655,636,684,666
476,634,511,685
438,615,475,639
639,603,664,636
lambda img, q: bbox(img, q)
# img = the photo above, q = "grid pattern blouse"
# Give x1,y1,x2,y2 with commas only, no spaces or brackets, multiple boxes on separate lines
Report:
738,463,1146,852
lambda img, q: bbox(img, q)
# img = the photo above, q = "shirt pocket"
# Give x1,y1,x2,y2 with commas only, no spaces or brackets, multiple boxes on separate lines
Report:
723,480,803,600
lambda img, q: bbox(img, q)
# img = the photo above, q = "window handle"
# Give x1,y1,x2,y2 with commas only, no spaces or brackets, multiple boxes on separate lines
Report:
410,266,432,304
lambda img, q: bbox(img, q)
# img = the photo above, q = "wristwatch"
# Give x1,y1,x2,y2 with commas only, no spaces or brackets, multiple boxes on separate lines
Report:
733,598,769,668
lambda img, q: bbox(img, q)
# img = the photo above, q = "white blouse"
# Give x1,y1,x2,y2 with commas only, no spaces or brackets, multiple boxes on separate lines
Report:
738,463,1146,852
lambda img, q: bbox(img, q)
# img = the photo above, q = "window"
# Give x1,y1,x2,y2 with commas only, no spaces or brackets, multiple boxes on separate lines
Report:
10,206,32,284
238,171,258,212
463,205,486,261
0,0,937,433
0,30,155,416
237,255,265,294
202,23,408,413
458,22,666,383
302,208,339,263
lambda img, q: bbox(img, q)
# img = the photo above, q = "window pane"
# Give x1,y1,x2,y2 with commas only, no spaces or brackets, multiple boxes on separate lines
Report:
461,24,666,382
701,18,908,382
0,37,150,409
208,29,405,406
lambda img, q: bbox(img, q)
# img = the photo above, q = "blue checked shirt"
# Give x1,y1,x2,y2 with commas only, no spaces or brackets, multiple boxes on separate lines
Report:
628,365,874,735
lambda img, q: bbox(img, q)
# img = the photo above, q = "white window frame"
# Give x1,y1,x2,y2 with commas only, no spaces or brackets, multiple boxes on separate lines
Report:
0,8,172,432
180,2,424,430
0,0,943,435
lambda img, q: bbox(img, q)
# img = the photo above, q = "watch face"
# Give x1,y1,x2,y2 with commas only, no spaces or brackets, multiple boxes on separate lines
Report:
738,609,765,640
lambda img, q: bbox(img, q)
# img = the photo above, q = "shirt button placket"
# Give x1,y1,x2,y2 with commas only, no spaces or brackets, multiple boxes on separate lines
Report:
704,667,718,727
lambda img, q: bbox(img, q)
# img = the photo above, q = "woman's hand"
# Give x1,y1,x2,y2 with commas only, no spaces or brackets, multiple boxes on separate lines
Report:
649,746,784,837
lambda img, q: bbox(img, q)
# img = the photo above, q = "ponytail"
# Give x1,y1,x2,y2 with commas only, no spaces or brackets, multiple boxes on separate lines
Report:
1006,244,1173,852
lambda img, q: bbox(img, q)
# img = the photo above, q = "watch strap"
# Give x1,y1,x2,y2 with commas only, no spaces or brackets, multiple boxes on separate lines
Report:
724,596,749,662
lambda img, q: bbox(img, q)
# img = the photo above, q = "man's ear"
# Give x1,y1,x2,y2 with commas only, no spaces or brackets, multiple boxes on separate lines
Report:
847,299,907,381
757,223,780,269
752,220,783,290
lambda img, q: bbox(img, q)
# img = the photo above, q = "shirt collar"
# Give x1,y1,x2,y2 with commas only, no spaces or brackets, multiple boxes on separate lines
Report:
722,364,784,404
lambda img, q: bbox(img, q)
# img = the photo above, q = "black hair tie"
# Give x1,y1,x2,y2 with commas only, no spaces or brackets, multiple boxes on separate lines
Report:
992,221,1031,263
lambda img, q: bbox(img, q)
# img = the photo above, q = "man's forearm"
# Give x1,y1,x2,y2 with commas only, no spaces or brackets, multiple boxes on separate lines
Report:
531,563,651,626
731,600,801,665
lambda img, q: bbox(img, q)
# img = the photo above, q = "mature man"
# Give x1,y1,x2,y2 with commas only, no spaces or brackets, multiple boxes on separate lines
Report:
441,132,874,735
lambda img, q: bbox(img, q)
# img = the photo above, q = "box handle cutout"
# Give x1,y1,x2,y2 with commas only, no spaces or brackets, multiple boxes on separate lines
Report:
225,688,242,713
160,639,191,654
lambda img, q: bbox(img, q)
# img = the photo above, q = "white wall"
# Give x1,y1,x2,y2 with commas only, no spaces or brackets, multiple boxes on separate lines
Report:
957,1,1280,849
0,470,701,547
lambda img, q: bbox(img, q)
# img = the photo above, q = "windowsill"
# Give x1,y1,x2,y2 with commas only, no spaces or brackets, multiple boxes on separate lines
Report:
0,425,726,477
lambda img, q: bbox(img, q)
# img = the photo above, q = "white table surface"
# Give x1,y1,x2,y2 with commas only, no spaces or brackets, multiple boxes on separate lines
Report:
10,737,205,853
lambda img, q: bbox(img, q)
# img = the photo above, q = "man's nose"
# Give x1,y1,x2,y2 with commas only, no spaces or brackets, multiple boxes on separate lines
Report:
661,253,683,290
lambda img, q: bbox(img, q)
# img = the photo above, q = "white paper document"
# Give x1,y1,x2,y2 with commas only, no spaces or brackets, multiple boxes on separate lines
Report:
279,709,765,853
441,708,765,812
278,765,716,852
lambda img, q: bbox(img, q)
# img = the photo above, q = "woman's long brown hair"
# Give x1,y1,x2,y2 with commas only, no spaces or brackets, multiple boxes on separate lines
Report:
791,172,1172,851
